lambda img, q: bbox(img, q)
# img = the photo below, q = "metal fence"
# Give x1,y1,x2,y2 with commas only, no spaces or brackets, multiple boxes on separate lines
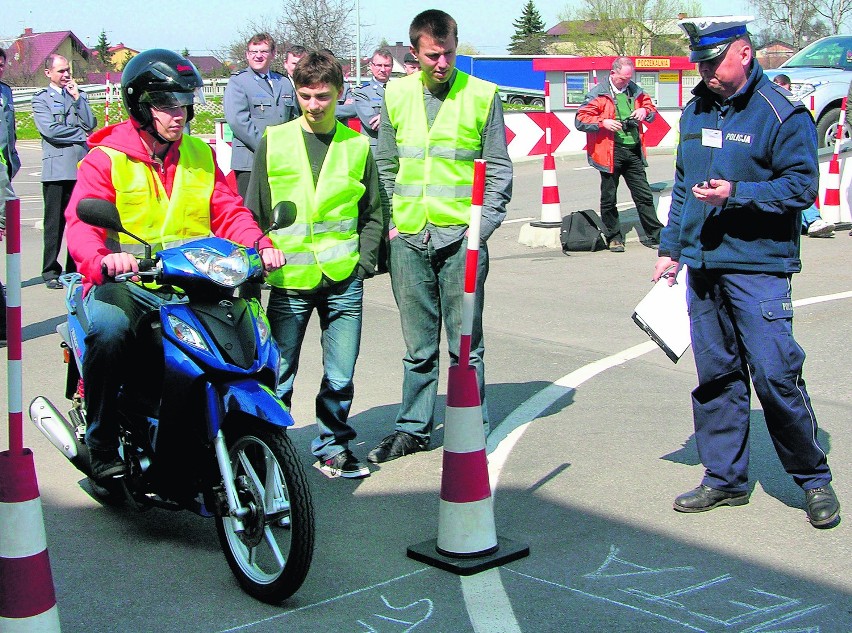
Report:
11,78,229,111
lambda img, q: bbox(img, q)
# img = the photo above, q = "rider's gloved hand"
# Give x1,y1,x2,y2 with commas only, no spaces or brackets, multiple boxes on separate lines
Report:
260,248,285,272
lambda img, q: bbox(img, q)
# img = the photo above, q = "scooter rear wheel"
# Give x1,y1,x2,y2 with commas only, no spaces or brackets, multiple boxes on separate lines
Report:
215,420,314,603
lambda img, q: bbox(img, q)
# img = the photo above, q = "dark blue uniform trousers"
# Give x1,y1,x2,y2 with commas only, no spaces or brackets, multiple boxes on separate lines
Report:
687,269,832,493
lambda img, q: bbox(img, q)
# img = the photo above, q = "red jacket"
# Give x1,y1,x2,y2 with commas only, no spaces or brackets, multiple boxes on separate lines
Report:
574,80,656,173
66,120,274,293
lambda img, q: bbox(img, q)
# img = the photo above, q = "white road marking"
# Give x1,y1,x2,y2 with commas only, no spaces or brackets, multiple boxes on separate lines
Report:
461,568,523,633
469,290,852,632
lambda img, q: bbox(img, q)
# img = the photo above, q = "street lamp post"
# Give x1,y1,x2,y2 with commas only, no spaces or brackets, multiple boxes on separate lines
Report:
355,0,362,86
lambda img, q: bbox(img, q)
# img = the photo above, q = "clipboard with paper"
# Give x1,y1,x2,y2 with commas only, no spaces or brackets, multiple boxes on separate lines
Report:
632,265,691,363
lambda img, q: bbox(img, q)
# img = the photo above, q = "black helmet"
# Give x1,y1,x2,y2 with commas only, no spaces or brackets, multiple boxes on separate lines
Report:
121,49,203,127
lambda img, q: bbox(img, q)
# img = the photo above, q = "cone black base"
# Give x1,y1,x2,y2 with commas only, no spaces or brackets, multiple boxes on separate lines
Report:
407,536,529,576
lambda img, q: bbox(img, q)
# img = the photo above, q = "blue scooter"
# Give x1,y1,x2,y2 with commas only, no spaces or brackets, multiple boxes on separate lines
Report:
29,198,314,604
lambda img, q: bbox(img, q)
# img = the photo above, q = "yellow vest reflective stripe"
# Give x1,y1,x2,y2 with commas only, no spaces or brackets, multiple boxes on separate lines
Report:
99,137,214,257
385,71,496,234
265,120,368,290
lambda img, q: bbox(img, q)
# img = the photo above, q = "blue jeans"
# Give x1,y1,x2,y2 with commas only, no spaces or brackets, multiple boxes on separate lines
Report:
83,283,178,452
389,235,489,441
266,276,364,461
688,269,832,491
801,203,820,231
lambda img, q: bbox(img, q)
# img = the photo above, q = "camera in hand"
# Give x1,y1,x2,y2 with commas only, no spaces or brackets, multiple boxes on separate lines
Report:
620,117,639,130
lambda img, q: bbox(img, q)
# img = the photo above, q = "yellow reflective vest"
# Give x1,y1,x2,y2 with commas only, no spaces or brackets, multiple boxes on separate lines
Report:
265,120,368,291
98,137,213,256
385,70,497,234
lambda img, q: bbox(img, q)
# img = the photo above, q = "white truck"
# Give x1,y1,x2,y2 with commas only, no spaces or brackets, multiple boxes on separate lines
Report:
765,35,852,148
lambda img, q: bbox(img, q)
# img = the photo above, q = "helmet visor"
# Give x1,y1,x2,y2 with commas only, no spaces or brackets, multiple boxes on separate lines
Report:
142,87,206,110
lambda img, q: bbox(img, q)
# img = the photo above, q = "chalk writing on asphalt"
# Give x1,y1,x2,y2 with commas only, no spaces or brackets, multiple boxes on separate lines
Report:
356,595,434,632
577,545,828,632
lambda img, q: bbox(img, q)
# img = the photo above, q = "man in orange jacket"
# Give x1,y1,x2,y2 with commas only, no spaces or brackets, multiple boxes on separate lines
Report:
575,57,664,252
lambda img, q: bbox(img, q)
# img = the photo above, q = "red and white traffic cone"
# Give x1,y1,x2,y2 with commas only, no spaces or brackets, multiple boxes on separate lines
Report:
533,80,562,228
519,80,564,247
0,451,62,631
407,161,529,575
821,98,846,223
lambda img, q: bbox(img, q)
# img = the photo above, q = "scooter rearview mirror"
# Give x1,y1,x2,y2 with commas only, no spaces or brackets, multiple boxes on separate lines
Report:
255,201,297,253
77,198,125,232
270,201,297,232
78,198,153,262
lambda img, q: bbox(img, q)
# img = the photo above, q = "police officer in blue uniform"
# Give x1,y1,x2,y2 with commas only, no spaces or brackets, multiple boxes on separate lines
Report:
224,33,297,200
653,16,840,528
32,54,96,288
351,48,393,154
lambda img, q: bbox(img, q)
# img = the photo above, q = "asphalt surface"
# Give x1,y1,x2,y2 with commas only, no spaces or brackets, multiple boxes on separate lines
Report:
2,140,852,632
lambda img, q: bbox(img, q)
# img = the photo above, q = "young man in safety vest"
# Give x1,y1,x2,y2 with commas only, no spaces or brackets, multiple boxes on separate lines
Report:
244,50,383,479
368,9,512,463
64,50,285,481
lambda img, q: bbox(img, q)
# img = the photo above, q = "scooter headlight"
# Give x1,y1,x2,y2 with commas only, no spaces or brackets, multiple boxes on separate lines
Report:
256,310,272,345
184,247,250,287
167,314,211,352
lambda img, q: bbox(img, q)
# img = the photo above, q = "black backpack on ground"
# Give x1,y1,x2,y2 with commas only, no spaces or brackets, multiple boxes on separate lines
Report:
560,209,607,253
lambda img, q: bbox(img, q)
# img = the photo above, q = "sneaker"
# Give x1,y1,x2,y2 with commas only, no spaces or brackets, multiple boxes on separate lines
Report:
608,239,625,253
367,431,427,464
807,218,835,237
89,448,128,481
318,450,370,479
45,278,63,290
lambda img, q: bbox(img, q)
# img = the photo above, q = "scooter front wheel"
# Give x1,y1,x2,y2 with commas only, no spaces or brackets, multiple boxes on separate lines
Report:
215,420,315,603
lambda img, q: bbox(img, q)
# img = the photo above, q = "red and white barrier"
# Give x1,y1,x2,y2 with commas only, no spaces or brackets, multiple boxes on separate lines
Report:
821,97,846,223
407,161,529,574
1,198,62,631
104,73,111,127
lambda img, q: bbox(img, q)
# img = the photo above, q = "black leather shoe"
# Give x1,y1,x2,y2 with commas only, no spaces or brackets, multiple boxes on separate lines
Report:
608,239,625,253
89,449,128,481
367,431,427,464
806,484,840,527
673,484,749,513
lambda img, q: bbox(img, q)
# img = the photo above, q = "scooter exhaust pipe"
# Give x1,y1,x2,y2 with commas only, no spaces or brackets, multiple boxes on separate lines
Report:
29,396,91,475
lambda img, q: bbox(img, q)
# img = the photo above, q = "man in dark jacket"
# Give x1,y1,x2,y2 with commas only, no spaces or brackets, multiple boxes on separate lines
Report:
653,16,839,528
575,57,663,251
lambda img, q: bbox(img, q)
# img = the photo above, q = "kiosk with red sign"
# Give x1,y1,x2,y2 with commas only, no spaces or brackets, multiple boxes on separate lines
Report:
532,55,696,111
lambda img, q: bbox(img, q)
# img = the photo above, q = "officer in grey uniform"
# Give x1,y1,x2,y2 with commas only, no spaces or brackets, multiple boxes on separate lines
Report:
0,47,21,184
225,34,296,300
32,54,96,288
224,33,297,200
352,49,393,154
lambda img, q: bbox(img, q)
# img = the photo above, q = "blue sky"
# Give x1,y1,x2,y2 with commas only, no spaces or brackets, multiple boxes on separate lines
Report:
3,0,753,58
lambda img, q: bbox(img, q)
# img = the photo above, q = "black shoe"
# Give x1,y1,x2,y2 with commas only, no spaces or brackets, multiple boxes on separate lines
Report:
806,484,840,527
367,431,427,464
89,449,128,481
673,484,749,513
608,239,625,253
318,450,370,479
45,278,63,290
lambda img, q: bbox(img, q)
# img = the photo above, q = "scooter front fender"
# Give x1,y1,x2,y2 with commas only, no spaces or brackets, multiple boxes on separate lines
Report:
218,379,295,432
